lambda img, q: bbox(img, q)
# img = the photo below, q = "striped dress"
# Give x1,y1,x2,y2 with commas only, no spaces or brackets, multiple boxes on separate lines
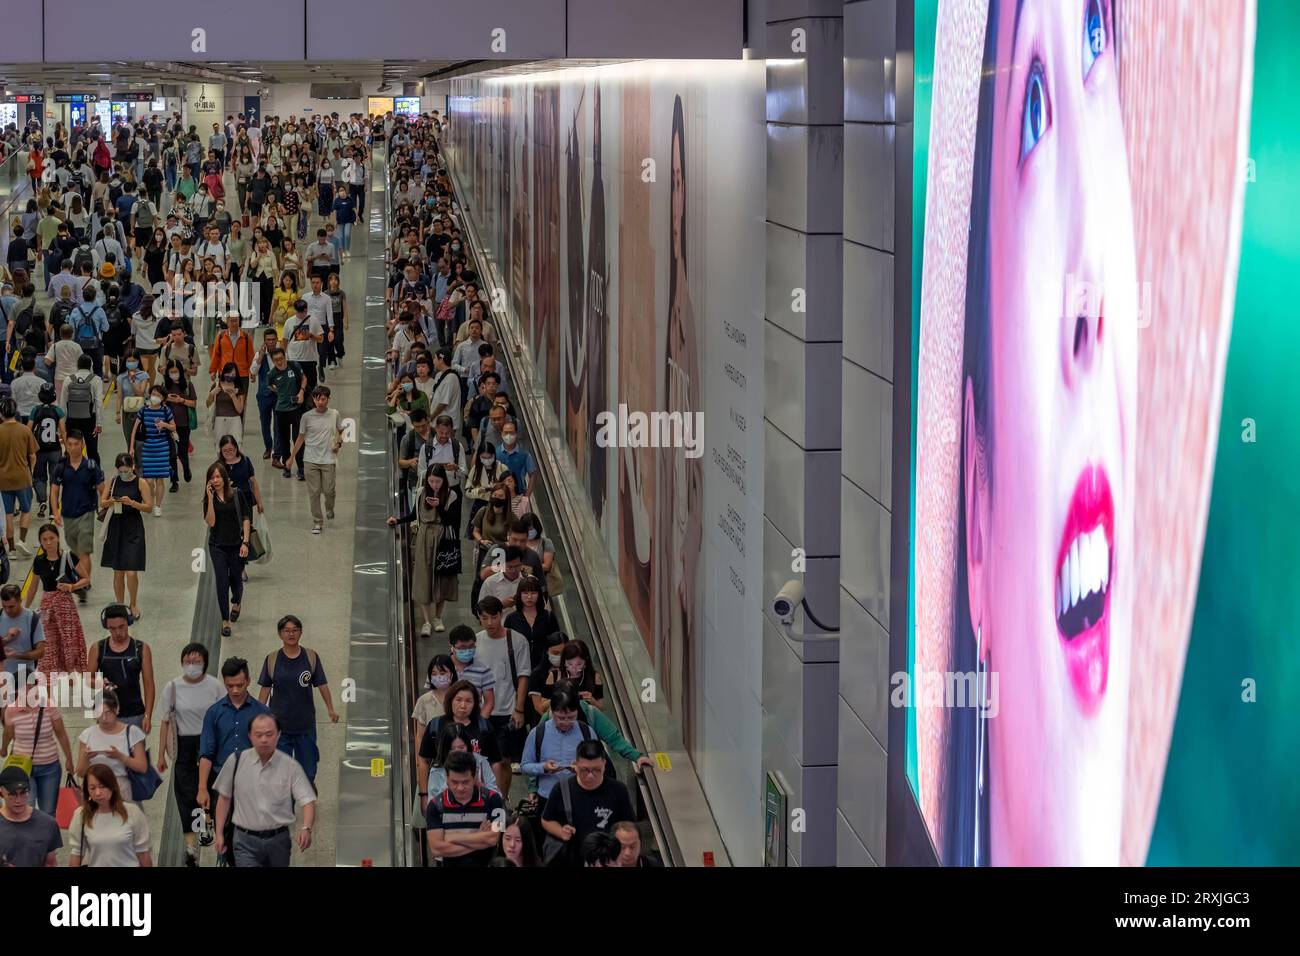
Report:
134,403,175,478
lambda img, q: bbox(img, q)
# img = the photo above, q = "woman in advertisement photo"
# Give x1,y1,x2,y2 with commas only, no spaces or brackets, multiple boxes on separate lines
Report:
658,95,703,755
913,0,1252,867
533,86,562,417
564,91,589,485
585,85,609,526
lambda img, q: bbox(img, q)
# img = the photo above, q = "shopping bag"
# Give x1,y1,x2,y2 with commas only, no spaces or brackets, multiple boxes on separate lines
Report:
251,509,273,564
55,773,82,829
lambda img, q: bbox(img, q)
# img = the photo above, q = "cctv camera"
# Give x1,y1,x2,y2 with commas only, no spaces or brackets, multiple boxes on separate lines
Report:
771,580,805,625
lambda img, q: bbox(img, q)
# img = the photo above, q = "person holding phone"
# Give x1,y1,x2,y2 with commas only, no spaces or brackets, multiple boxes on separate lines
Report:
75,688,148,802
98,452,151,622
208,361,247,445
203,462,250,639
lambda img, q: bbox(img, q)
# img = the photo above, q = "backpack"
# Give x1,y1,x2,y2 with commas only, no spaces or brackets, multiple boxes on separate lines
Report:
31,404,61,451
530,706,618,782
135,200,156,229
73,245,94,273
73,304,101,347
264,647,319,687
65,375,94,419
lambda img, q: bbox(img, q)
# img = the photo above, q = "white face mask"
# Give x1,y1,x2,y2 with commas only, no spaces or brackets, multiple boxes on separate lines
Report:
149,395,163,406
502,433,517,447
182,663,204,679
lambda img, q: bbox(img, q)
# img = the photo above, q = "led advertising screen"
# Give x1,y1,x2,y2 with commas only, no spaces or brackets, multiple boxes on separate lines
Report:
394,96,420,118
907,0,1297,866
367,96,394,116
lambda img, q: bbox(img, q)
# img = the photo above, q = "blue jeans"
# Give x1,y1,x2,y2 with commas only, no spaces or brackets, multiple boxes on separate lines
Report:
276,729,319,784
338,222,352,251
31,760,61,814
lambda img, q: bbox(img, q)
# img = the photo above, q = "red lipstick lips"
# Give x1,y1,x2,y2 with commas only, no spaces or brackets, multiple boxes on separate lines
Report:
1053,464,1114,716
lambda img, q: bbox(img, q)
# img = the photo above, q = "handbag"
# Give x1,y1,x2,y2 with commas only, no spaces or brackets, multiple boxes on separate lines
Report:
123,395,145,413
55,773,82,829
540,776,576,867
1,706,44,775
251,508,273,565
187,404,199,430
124,727,164,801
232,491,263,562
433,520,461,575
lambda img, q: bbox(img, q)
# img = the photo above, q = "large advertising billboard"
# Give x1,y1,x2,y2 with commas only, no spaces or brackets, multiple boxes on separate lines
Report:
907,0,1298,866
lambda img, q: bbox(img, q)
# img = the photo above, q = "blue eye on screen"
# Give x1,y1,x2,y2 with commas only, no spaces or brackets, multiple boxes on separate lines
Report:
1021,64,1049,161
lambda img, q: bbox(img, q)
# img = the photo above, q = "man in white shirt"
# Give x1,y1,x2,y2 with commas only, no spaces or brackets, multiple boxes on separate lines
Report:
281,299,324,394
44,325,85,389
213,712,317,868
91,230,125,271
429,347,463,434
472,594,530,797
194,224,229,279
300,274,334,375
417,414,466,491
10,358,45,421
289,386,343,534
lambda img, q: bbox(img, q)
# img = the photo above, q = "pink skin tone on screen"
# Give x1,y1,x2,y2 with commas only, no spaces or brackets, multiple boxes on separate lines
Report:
966,0,1136,865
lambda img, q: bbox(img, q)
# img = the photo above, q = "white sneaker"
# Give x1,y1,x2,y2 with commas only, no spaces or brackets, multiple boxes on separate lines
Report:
312,524,322,535
419,621,432,637
152,506,162,517
14,541,31,557
434,618,445,633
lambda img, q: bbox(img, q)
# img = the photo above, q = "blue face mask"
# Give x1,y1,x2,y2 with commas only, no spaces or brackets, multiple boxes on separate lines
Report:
455,647,475,664
125,361,139,370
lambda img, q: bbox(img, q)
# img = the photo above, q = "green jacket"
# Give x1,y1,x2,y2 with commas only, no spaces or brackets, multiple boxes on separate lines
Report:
525,700,642,794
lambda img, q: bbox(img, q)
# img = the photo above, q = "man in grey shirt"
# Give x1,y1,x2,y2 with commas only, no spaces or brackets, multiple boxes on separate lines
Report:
0,584,44,680
305,229,337,284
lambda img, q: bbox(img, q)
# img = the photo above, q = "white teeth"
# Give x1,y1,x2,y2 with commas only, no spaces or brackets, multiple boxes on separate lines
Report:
1069,539,1081,608
1100,531,1110,589
1057,526,1111,620
1080,532,1093,598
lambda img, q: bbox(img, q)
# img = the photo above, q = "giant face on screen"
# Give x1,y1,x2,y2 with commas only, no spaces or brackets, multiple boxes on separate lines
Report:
908,0,1276,866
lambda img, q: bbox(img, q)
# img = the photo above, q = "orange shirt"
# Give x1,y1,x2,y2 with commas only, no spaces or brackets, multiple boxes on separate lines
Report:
210,329,254,377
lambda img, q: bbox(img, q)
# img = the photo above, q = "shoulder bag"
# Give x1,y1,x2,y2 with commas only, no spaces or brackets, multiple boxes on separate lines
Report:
540,775,576,867
124,725,164,801
1,706,44,775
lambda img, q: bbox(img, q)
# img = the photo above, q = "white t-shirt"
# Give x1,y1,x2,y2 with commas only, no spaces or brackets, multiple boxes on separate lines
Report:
68,802,151,867
430,370,462,432
474,628,530,715
78,723,147,797
299,407,341,465
283,314,322,363
158,674,225,738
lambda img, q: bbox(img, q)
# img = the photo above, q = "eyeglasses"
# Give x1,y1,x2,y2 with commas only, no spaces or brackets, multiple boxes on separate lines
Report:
575,767,602,778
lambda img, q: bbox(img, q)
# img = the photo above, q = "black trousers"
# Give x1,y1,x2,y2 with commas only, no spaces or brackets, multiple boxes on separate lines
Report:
66,416,100,466
169,424,192,482
274,405,304,473
205,775,236,866
209,542,245,622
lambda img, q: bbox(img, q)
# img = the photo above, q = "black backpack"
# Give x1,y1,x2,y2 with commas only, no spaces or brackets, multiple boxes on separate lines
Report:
31,404,61,451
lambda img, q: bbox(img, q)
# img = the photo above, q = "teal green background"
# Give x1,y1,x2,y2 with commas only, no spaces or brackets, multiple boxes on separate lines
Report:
1147,0,1300,866
909,0,1298,864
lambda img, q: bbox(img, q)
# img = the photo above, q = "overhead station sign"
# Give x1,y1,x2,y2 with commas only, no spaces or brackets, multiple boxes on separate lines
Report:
54,92,98,103
112,91,156,102
2,93,45,104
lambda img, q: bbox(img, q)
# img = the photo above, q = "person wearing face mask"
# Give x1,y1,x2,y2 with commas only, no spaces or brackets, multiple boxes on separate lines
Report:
114,349,151,446
412,654,456,763
464,444,509,530
496,421,537,499
156,642,224,867
470,481,513,576
386,464,461,636
129,384,178,517
98,452,152,621
207,361,247,447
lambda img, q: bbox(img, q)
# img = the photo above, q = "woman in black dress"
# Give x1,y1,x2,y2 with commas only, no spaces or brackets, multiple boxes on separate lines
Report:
100,452,152,622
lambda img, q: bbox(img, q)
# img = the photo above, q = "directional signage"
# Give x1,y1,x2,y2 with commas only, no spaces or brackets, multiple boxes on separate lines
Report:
112,92,156,103
55,92,98,104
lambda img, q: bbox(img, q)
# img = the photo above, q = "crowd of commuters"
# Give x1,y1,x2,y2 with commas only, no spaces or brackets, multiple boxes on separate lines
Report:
382,113,660,867
0,106,378,868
